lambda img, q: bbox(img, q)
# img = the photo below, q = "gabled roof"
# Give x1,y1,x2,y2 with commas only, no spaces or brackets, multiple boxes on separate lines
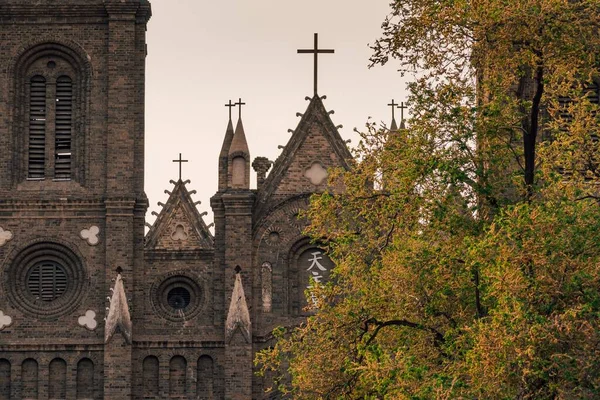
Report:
255,95,353,214
145,180,214,251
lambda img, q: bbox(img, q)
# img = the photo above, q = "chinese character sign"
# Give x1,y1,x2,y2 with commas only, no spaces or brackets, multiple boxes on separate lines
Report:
300,248,334,308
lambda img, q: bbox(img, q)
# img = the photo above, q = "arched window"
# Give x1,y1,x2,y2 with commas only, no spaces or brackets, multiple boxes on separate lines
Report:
232,156,246,187
169,356,186,397
76,358,94,399
290,243,335,314
196,355,214,399
261,262,273,313
13,42,90,185
21,359,37,400
25,65,75,181
142,356,159,397
48,358,66,399
0,359,10,400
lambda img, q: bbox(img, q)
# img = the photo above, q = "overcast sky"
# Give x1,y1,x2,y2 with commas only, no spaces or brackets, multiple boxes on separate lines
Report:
144,1,408,227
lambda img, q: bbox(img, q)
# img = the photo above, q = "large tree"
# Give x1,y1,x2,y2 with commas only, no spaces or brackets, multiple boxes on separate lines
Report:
256,1,600,398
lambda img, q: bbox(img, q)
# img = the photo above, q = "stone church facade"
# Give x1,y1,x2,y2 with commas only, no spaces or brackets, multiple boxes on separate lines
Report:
0,1,352,398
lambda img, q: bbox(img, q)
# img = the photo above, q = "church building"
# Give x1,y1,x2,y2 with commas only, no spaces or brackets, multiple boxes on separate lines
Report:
0,1,354,398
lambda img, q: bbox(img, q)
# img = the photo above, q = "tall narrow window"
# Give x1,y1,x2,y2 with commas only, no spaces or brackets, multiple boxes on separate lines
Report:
196,356,214,400
21,359,38,400
54,76,73,180
142,356,159,398
0,359,10,400
169,356,186,397
28,76,47,179
232,156,246,187
76,358,94,399
48,358,66,399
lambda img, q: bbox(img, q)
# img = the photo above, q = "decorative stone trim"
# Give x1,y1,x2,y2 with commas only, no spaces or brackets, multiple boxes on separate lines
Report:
226,270,251,343
80,225,100,245
0,311,13,331
304,161,328,185
0,227,13,247
105,274,132,344
264,225,282,247
78,310,97,330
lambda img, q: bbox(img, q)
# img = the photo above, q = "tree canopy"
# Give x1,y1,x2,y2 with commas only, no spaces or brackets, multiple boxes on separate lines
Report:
256,0,600,398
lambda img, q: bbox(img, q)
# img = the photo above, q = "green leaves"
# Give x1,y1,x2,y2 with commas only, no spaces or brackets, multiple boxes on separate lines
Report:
256,0,600,398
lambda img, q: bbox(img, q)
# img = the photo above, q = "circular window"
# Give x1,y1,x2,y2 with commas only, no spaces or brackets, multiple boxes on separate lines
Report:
167,287,191,310
27,261,68,301
151,274,204,322
4,242,87,318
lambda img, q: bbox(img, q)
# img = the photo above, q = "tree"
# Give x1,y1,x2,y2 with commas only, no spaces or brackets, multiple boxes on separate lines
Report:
256,0,600,398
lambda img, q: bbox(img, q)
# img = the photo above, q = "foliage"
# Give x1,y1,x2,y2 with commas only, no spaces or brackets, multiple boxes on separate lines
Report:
256,0,600,398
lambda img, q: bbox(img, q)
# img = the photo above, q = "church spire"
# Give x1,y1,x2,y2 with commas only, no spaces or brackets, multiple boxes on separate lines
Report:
388,99,399,131
218,100,236,191
228,98,251,189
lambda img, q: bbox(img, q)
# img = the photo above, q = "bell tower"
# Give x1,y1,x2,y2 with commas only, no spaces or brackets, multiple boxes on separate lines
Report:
0,1,151,398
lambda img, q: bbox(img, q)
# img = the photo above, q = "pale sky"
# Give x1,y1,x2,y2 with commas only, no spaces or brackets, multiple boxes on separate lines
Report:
145,1,408,227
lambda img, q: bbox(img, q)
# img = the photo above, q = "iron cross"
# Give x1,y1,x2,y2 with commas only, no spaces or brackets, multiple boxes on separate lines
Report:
172,153,188,181
225,100,236,120
399,101,407,123
235,98,246,119
388,99,399,121
297,33,335,96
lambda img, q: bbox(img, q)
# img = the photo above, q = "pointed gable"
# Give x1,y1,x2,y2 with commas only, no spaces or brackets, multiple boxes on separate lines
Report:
145,180,214,251
256,96,352,212
225,271,251,343
105,274,132,344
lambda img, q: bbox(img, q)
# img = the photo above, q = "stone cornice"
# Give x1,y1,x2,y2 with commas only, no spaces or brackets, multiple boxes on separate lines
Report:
0,1,151,23
0,4,108,20
143,248,215,261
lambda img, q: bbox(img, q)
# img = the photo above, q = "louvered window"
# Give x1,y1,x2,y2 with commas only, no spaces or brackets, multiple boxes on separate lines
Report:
27,261,68,302
28,75,47,179
54,76,73,180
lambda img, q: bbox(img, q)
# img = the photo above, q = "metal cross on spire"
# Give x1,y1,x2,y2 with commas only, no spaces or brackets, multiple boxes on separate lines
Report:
235,98,246,119
399,101,407,124
388,99,399,121
297,33,335,96
225,100,236,120
172,153,188,181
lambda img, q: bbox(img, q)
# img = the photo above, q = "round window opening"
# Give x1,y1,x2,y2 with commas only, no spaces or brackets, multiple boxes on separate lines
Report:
27,261,68,302
5,242,87,319
151,274,204,322
167,287,191,310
